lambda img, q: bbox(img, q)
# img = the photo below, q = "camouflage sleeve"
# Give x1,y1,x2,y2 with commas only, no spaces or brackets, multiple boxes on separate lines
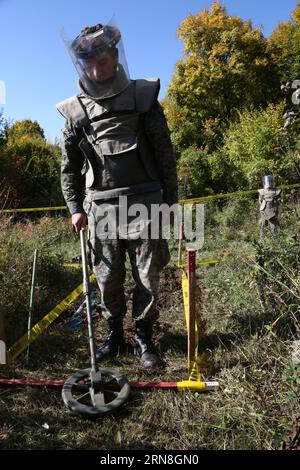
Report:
60,122,85,215
144,101,178,206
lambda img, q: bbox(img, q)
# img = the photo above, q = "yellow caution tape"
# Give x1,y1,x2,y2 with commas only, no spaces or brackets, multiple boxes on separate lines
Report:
0,206,67,214
179,189,258,205
63,263,82,269
181,271,201,381
178,252,229,268
278,183,300,190
4,274,96,366
1,183,299,215
179,183,300,205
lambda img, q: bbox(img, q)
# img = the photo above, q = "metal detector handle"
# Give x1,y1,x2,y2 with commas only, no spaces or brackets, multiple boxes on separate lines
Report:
79,229,98,374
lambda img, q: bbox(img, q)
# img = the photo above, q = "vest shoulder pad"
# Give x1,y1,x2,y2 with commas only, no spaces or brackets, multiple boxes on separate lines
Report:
56,95,90,128
259,188,281,197
135,78,160,113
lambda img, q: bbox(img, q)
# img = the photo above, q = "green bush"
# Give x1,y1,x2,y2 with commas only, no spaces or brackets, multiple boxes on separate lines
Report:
178,146,238,198
223,101,299,187
1,118,62,209
0,216,80,346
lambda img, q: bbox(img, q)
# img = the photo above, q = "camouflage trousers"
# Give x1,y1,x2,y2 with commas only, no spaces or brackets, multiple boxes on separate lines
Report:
259,215,280,237
84,191,170,322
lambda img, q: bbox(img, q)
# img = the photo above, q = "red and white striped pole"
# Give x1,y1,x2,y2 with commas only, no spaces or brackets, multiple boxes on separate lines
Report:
0,378,218,391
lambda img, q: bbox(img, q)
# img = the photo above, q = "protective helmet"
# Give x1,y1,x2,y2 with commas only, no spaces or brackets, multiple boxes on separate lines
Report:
63,19,130,99
71,24,121,59
263,175,275,189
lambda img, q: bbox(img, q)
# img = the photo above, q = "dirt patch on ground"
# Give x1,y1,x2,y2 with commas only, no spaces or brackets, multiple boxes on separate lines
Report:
122,264,183,350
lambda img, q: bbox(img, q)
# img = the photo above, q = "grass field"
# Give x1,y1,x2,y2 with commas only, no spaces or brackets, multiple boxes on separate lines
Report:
0,194,299,450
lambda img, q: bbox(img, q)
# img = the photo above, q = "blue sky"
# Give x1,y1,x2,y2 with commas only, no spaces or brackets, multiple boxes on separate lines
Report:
0,0,299,141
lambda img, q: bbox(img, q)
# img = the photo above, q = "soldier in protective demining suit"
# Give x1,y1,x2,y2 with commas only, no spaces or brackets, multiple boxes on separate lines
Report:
57,21,178,368
258,175,281,237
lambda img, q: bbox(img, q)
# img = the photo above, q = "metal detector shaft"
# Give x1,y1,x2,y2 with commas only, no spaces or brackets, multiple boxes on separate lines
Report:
27,249,38,364
80,229,98,374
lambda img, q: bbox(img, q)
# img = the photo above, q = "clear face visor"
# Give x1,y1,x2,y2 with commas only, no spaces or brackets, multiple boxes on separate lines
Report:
62,19,130,99
263,175,274,189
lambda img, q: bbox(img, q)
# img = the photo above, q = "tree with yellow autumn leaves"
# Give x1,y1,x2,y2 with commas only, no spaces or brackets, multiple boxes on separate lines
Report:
164,2,300,197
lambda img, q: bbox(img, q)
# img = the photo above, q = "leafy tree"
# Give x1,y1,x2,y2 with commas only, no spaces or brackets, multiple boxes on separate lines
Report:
6,119,45,143
176,100,300,199
0,112,17,209
164,2,280,153
268,3,300,84
3,119,61,207
0,110,8,147
222,101,300,187
177,147,211,197
177,146,239,198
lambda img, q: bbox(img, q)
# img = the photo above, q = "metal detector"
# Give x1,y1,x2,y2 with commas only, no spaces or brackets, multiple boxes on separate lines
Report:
62,229,130,418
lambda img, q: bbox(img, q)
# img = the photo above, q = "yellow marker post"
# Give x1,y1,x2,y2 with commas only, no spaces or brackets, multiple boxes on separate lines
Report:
181,249,219,391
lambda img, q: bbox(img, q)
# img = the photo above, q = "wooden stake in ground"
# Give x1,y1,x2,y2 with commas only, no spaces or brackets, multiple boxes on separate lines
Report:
187,248,196,375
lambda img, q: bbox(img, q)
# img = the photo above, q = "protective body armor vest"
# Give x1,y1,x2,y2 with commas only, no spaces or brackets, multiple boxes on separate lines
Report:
57,79,162,200
259,188,281,220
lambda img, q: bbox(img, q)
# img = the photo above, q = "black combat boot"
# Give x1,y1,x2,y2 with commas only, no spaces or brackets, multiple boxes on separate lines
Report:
134,320,159,369
96,318,124,361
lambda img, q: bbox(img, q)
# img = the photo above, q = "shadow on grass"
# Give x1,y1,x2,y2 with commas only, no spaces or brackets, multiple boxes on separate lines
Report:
199,331,238,352
159,331,187,354
0,390,135,450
